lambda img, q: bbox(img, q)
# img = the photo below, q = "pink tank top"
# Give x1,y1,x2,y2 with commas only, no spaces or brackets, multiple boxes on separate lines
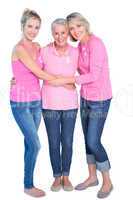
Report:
10,47,43,102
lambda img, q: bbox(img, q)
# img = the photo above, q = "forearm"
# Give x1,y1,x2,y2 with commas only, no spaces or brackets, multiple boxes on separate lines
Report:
21,58,55,81
75,67,102,84
16,46,55,81
62,77,75,84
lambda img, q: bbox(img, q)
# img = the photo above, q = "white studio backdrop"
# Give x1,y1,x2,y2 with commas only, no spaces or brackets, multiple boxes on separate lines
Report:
0,0,133,199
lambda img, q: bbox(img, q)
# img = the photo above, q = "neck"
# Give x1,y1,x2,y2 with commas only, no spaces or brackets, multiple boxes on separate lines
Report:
54,42,68,53
21,37,33,47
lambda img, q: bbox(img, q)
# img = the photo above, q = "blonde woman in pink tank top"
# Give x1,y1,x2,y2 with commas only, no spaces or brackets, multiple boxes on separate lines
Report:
10,9,60,198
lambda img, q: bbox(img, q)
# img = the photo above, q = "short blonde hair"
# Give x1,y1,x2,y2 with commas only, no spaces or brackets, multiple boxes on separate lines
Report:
21,8,41,29
66,12,90,41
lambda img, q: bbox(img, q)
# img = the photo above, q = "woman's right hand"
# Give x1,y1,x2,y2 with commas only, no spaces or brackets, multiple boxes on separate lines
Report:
63,84,76,90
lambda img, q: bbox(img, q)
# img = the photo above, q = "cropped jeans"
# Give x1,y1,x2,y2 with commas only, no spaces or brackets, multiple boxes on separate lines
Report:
80,97,111,172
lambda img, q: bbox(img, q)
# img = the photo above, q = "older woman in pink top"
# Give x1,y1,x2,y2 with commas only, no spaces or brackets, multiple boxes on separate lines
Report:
49,13,113,198
41,18,78,192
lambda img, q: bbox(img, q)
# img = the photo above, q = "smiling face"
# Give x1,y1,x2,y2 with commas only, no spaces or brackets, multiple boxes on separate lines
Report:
22,17,41,41
52,24,69,47
68,19,88,42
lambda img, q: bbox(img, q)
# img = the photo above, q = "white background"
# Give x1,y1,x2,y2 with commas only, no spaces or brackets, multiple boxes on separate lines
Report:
0,0,133,199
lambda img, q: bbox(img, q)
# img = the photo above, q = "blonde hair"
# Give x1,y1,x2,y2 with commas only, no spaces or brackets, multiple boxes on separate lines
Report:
21,8,41,29
66,12,90,41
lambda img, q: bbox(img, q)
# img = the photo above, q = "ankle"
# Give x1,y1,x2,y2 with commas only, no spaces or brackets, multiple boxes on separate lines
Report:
103,180,112,186
63,176,69,181
55,177,61,181
88,175,97,180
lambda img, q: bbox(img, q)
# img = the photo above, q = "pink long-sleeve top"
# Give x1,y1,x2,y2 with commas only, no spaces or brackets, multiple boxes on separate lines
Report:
10,49,43,102
41,43,79,110
75,34,112,101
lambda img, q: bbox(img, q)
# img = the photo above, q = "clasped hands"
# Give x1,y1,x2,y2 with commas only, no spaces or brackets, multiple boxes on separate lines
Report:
47,75,76,90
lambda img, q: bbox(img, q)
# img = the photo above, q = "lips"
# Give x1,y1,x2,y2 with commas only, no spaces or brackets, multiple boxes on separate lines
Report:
29,35,36,38
58,40,65,44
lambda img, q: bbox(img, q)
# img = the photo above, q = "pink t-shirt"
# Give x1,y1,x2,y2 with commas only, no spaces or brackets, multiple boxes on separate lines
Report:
41,43,79,110
75,34,112,101
10,51,43,102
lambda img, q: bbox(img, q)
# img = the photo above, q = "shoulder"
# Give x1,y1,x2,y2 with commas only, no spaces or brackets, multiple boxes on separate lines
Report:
41,43,54,56
33,42,41,51
89,34,106,49
12,42,27,60
12,43,25,59
39,45,50,62
13,42,25,53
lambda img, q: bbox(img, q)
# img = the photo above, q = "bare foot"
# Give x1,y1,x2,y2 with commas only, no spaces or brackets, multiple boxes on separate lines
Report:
24,187,46,197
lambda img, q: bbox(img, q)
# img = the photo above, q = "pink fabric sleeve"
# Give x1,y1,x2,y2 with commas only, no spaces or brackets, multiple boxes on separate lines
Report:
75,39,107,85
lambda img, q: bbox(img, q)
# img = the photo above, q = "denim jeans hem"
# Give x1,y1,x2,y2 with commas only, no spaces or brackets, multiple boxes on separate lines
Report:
86,154,96,164
24,184,34,189
53,173,62,178
96,160,111,172
62,172,69,176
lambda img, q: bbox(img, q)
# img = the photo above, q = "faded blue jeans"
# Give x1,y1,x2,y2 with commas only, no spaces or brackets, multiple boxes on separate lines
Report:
10,100,42,188
80,97,111,172
42,109,78,177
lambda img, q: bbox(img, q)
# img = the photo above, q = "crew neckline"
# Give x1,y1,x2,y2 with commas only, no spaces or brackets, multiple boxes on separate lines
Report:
51,42,70,57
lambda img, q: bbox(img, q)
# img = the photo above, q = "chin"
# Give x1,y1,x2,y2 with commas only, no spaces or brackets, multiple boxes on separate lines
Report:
59,43,66,47
26,37,33,41
27,35,36,41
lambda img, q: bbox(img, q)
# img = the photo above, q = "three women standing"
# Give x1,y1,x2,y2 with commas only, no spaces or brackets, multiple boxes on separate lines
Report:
10,9,113,199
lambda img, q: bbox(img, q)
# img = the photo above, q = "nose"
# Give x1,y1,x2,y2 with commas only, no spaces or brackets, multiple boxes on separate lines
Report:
58,34,63,40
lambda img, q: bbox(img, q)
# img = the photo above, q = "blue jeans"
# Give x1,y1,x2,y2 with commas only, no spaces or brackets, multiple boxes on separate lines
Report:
42,109,78,177
10,100,42,188
80,97,111,172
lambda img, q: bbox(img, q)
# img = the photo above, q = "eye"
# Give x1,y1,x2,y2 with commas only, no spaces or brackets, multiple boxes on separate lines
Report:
69,27,74,31
77,24,81,28
27,25,32,28
35,26,40,30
